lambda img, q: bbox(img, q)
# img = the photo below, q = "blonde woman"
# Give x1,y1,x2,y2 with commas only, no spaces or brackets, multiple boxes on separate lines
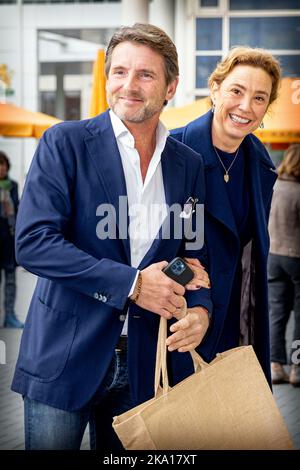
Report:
172,47,281,386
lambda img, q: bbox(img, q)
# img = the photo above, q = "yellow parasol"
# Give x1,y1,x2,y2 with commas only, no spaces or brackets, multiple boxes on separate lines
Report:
89,49,109,118
0,102,61,138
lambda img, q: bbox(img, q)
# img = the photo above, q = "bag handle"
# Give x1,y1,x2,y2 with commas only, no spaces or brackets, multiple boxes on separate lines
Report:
154,298,209,396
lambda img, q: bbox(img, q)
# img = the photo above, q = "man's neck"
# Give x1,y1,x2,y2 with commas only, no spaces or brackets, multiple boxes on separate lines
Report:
124,118,159,182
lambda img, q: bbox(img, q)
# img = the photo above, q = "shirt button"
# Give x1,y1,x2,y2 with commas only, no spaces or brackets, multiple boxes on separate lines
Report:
119,314,126,321
102,295,107,303
94,293,99,300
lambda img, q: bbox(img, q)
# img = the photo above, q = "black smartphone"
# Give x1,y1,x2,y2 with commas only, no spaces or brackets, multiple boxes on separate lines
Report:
162,257,194,286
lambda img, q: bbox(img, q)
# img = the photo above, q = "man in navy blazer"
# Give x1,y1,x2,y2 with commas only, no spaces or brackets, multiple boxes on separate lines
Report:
12,24,212,451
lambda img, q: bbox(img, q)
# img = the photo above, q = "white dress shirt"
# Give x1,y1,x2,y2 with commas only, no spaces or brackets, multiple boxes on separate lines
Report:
109,109,169,335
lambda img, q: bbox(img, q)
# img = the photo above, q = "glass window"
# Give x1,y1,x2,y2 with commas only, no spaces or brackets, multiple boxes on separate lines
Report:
196,56,221,88
199,0,219,7
230,17,300,50
65,91,81,121
40,91,56,117
277,55,300,77
230,0,299,9
196,18,222,51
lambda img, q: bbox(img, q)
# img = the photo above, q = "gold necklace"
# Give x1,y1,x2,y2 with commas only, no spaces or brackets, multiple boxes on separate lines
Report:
213,146,240,183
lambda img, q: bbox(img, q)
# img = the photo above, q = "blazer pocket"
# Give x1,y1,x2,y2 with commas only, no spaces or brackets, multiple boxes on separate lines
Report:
18,296,77,382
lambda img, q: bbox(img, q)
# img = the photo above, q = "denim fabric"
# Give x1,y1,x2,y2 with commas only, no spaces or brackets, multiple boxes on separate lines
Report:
24,349,134,450
268,253,300,364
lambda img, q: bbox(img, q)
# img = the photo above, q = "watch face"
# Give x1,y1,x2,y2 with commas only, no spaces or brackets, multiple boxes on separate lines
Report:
170,259,186,276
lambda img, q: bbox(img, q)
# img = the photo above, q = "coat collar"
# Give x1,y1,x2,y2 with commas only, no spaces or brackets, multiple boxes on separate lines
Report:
84,111,186,267
183,110,277,245
183,110,276,170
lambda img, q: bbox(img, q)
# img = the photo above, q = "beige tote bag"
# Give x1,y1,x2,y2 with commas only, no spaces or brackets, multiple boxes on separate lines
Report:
113,302,294,450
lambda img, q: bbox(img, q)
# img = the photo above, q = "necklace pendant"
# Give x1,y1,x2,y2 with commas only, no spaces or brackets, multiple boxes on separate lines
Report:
224,173,229,183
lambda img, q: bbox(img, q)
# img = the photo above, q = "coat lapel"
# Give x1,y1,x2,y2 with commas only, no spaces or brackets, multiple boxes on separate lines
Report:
84,111,131,263
184,111,238,239
244,136,277,258
184,111,277,253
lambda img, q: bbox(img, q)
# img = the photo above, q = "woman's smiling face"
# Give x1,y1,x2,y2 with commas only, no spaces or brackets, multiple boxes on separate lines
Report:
210,64,272,150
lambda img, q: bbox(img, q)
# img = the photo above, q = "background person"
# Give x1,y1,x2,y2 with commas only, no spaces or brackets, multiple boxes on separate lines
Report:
268,144,300,386
0,151,23,328
172,47,281,385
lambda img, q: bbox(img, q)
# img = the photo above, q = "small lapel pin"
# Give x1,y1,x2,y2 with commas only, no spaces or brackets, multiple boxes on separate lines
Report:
180,197,198,219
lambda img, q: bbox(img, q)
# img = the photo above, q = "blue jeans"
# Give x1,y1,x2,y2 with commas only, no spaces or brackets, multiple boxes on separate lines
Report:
268,253,300,364
24,349,134,451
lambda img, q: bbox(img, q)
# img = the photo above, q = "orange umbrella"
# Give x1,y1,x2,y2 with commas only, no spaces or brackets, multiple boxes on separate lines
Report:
161,97,211,130
0,102,61,138
161,78,300,144
89,49,108,118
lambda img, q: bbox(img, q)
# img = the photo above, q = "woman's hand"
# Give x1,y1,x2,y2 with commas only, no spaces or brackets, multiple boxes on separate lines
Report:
166,306,210,352
184,257,210,290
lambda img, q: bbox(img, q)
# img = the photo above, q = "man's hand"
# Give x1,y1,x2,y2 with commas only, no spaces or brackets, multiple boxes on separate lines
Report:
184,257,210,290
165,306,210,352
132,261,185,319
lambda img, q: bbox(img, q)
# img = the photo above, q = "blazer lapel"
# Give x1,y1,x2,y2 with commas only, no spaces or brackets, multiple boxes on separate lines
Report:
84,112,131,263
138,140,186,270
161,141,185,212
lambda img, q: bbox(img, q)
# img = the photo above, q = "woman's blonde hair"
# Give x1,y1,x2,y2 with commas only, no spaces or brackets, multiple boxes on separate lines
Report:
208,46,281,106
277,144,300,178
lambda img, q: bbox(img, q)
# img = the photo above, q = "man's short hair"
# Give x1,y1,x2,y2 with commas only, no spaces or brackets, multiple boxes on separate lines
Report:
105,23,179,85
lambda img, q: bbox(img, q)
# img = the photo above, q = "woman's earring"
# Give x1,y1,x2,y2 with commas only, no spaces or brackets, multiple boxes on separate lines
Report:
259,121,264,129
211,104,215,114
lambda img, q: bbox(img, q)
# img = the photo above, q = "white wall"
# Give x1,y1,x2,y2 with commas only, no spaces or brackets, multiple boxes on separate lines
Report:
0,1,192,191
0,3,123,191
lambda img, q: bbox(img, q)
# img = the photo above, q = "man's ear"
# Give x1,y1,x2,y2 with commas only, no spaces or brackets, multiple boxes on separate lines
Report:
166,77,179,102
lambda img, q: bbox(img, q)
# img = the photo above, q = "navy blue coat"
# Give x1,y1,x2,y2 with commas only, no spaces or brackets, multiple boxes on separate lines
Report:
172,110,277,385
12,111,212,411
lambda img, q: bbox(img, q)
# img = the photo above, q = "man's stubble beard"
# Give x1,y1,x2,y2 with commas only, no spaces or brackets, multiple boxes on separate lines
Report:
107,92,166,123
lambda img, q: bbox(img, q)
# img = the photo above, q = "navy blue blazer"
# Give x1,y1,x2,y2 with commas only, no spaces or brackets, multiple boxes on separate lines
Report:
12,111,212,410
172,110,277,385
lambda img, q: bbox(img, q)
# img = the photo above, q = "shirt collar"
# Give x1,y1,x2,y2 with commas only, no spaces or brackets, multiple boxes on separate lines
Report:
109,109,169,152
